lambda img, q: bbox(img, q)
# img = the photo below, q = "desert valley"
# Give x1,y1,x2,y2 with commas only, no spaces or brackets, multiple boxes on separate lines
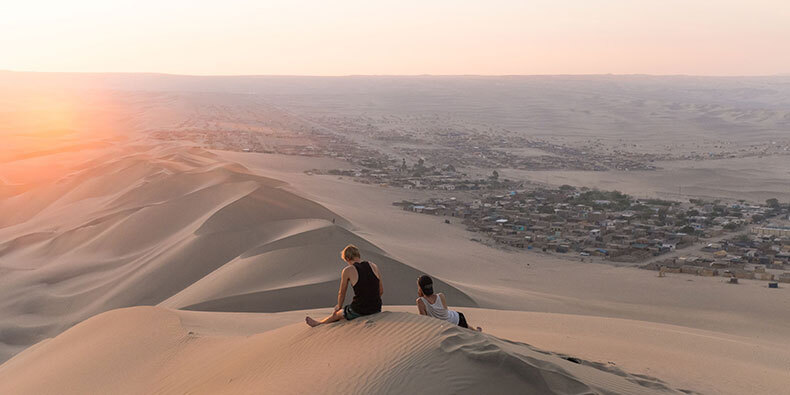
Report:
1,72,789,394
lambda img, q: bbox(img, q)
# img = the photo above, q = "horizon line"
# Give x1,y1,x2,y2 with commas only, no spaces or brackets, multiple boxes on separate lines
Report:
2,69,789,79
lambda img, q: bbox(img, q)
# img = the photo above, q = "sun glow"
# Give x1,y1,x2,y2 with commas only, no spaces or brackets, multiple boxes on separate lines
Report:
0,85,126,185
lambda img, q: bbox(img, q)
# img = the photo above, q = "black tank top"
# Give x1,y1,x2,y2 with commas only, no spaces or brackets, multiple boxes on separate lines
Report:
350,261,382,315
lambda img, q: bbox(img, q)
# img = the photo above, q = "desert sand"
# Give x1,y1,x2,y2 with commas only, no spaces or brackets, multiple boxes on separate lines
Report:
0,142,470,361
1,141,788,394
2,74,789,394
499,155,790,203
0,306,685,395
219,151,790,341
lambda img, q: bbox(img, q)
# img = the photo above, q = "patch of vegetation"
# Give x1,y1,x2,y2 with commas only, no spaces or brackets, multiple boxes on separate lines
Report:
573,190,631,210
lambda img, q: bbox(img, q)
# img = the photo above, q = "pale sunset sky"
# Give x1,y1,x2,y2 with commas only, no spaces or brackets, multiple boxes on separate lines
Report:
1,0,788,76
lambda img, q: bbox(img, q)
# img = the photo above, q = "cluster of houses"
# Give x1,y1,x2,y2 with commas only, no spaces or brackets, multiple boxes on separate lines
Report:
395,186,786,264
643,224,790,282
316,158,519,191
303,113,662,172
397,142,657,172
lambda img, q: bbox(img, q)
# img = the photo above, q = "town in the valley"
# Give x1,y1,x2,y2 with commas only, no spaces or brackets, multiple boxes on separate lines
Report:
152,102,790,287
396,189,789,284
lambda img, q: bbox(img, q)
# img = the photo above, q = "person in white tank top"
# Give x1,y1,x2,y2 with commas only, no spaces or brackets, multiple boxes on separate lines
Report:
416,275,481,331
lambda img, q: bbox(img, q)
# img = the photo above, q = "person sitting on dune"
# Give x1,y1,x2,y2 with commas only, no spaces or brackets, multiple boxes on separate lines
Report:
306,245,383,327
416,275,481,331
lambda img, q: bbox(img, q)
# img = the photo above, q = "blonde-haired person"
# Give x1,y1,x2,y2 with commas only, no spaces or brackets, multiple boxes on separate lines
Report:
306,245,383,327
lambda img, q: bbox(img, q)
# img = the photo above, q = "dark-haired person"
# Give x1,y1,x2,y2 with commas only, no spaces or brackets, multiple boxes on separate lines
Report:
306,245,383,327
416,275,481,331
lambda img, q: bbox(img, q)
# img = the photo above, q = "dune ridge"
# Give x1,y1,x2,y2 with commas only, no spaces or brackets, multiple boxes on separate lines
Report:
0,306,682,395
3,141,785,394
0,143,472,362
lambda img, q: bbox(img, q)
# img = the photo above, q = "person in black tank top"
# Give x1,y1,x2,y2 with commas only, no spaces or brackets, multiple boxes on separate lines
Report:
306,245,383,327
349,261,383,315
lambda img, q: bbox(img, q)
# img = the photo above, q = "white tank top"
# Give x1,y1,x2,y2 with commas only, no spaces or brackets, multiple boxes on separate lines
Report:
420,294,459,325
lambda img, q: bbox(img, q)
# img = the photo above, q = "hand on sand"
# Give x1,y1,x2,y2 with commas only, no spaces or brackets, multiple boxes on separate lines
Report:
306,316,320,327
333,304,342,312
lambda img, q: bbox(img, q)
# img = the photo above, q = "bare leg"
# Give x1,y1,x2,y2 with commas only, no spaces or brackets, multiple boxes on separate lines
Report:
306,309,345,327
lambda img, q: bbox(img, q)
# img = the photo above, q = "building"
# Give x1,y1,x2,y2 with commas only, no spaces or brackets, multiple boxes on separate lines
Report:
752,226,790,237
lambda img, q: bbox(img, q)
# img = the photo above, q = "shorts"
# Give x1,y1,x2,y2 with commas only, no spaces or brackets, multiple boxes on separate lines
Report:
343,305,363,320
457,312,469,328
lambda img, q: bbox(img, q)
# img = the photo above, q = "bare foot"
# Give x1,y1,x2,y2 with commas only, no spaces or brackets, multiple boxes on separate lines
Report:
306,316,320,327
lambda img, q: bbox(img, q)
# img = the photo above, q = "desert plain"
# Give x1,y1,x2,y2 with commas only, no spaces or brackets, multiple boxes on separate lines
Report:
1,73,789,394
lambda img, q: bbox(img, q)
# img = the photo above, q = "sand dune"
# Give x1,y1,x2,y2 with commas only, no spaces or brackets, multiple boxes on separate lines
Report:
2,141,786,393
208,150,790,394
161,221,472,313
0,306,681,395
0,143,470,362
218,151,790,340
3,74,788,394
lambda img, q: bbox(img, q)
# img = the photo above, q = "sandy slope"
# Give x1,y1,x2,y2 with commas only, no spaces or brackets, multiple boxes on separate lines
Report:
217,151,790,343
0,142,470,362
213,150,790,394
0,306,682,395
2,76,789,394
2,143,788,394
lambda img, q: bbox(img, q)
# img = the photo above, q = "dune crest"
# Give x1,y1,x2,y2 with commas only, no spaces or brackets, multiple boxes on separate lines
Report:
0,143,471,362
0,306,682,395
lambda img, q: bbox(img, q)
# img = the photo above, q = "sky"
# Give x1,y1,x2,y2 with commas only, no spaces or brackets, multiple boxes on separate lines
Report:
1,0,789,76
